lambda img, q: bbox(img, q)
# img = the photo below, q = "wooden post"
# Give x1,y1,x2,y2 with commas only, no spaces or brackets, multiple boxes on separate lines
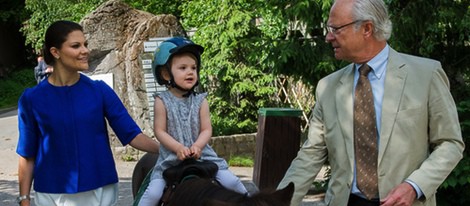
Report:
253,108,302,190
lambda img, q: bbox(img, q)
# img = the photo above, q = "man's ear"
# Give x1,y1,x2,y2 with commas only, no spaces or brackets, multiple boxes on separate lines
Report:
363,21,373,38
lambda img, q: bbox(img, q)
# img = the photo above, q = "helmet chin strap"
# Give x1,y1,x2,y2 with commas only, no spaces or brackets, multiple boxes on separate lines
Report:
167,70,197,97
169,79,195,97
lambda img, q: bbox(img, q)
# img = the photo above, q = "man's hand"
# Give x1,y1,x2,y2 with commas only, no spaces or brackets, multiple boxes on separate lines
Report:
380,182,416,206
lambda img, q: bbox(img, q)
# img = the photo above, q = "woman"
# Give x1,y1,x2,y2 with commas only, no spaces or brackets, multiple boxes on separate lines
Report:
16,20,159,206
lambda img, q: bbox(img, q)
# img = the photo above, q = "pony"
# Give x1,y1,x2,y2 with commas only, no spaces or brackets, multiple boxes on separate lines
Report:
132,152,158,198
166,178,294,206
132,153,294,206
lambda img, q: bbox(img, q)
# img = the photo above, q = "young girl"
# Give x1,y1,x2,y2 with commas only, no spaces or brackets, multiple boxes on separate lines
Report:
137,37,248,205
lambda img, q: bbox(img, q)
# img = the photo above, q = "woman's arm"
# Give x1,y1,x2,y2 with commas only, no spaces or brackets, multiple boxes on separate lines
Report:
18,156,34,206
129,133,159,153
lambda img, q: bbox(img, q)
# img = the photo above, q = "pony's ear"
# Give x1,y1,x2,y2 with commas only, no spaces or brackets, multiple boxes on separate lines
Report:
203,199,237,206
274,182,295,203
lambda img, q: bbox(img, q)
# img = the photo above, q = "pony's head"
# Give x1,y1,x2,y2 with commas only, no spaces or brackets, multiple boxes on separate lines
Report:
203,182,295,206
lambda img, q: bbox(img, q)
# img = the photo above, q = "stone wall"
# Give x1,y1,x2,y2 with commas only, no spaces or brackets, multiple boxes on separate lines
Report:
80,0,186,141
115,133,257,162
209,133,257,160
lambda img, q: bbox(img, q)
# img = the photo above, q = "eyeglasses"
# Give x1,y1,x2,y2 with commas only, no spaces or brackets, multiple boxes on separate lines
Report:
326,20,362,34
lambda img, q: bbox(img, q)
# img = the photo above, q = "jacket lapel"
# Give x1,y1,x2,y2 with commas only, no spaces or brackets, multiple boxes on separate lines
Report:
336,64,356,169
378,48,407,165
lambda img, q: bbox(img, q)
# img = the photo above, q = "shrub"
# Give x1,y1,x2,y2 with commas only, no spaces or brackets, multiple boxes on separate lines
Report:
436,100,470,205
228,156,254,167
0,69,36,109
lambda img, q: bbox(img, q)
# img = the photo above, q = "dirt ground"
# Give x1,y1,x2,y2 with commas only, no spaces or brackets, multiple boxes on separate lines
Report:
0,108,324,206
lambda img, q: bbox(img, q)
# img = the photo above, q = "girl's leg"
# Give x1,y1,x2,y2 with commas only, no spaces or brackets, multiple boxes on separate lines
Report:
137,178,166,206
215,169,248,194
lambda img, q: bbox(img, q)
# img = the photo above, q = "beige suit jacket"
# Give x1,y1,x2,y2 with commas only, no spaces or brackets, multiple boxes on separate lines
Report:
278,48,465,206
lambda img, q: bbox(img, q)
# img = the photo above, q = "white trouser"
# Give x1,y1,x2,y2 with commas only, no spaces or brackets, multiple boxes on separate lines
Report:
35,183,118,206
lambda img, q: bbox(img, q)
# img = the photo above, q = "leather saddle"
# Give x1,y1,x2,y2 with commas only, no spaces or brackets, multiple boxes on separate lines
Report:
160,158,219,205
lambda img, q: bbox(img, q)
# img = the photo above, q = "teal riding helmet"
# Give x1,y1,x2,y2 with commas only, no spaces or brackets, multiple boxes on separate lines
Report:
152,37,204,86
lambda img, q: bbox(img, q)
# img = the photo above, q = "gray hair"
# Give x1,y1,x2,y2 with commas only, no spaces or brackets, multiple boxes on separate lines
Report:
351,0,393,41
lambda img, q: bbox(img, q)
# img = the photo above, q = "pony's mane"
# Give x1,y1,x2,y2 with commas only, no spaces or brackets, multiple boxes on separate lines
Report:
166,178,294,206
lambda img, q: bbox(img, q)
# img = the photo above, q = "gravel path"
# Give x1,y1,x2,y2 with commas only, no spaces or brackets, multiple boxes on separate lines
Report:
0,108,324,205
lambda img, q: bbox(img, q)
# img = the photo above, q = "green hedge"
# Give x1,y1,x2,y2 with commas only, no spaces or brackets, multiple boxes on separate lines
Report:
0,69,36,109
436,100,470,205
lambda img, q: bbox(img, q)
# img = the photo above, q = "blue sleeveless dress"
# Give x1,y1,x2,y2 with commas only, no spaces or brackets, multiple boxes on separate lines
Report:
151,91,228,179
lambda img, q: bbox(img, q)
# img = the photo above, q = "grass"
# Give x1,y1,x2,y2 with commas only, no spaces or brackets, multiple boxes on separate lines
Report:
0,68,36,109
228,156,254,167
121,154,137,162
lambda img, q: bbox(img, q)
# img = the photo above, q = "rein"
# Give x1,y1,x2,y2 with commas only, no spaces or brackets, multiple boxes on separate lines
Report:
180,174,200,183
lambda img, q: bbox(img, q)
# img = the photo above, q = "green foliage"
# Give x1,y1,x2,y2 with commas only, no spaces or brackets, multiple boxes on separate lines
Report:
0,69,36,109
9,2,470,201
0,0,27,22
122,0,188,18
22,0,105,53
228,156,254,167
17,0,338,136
181,0,281,135
121,154,136,162
254,0,339,85
312,166,330,193
388,0,470,100
180,0,340,135
437,100,470,205
386,0,470,203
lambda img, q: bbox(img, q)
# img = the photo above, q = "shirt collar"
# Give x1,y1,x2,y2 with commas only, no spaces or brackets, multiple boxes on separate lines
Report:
355,44,389,79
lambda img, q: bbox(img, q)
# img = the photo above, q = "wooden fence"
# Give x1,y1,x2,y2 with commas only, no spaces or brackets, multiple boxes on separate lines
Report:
275,75,315,132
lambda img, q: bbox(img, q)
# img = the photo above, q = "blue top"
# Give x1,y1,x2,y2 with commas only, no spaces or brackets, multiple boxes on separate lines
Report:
16,74,142,193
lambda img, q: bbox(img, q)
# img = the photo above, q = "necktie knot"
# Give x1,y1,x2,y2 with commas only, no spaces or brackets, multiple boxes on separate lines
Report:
359,64,371,76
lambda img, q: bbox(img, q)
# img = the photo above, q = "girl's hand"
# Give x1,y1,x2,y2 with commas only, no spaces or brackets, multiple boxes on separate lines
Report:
190,145,202,159
176,146,191,160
